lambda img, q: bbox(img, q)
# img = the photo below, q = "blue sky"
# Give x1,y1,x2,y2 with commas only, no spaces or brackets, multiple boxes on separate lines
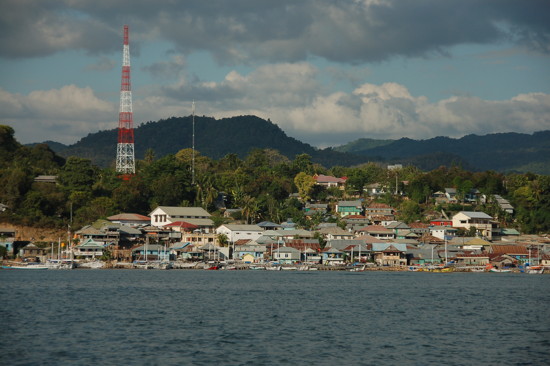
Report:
1,0,549,147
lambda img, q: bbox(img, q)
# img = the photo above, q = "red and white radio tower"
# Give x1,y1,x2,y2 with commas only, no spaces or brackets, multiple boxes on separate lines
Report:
116,25,135,178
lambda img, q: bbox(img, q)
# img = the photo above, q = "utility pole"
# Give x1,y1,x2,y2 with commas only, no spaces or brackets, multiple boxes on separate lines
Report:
192,100,195,185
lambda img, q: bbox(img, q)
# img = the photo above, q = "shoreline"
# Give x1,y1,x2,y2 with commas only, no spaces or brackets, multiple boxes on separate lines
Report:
2,260,545,273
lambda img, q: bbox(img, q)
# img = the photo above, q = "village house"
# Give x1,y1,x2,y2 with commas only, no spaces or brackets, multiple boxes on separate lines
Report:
493,195,514,215
357,225,395,240
73,238,105,258
304,203,329,216
430,226,458,240
149,206,214,232
444,188,458,203
372,243,407,266
18,243,47,262
455,253,490,266
216,224,264,244
408,222,430,236
280,218,297,230
302,247,322,263
336,200,363,217
365,183,386,196
256,221,282,231
179,231,218,247
313,174,347,189
321,246,345,265
273,229,314,240
407,244,441,265
364,203,394,219
386,221,411,238
273,246,301,264
432,191,447,204
540,254,550,267
343,215,370,231
340,243,370,263
107,213,151,227
233,243,266,263
369,215,395,226
452,211,497,240
489,244,529,265
430,219,453,227
317,226,355,241
132,244,169,261
34,175,58,184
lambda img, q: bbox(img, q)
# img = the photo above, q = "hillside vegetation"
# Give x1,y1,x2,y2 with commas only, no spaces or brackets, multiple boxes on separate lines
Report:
2,123,550,238
40,115,550,174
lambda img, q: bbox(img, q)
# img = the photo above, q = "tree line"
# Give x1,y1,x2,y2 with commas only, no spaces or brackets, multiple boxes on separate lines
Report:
1,124,549,234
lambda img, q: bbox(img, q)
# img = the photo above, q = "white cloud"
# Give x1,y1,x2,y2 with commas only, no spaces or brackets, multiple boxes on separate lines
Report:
0,85,115,144
140,66,550,146
2,71,549,148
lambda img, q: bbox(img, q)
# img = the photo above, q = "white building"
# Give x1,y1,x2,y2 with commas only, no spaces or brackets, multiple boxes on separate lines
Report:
430,226,458,240
273,246,301,264
149,206,213,231
216,224,264,243
452,211,496,240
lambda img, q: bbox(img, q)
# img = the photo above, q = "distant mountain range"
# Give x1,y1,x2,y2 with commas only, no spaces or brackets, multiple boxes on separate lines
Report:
334,132,550,173
35,115,550,174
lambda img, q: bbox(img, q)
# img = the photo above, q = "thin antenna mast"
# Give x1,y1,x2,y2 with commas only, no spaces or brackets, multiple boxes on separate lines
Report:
192,100,195,185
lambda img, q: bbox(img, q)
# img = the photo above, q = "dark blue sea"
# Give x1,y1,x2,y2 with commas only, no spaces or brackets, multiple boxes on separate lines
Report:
1,270,549,366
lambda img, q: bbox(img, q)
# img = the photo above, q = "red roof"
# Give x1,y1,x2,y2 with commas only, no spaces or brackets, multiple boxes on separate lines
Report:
491,245,529,255
345,215,367,219
164,221,199,230
285,240,321,251
456,253,489,258
408,222,429,228
314,174,346,183
355,234,381,243
366,203,392,209
108,213,150,221
359,225,392,233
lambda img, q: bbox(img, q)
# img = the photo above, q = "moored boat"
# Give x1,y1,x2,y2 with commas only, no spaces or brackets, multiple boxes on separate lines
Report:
2,263,49,270
489,268,512,273
526,265,544,274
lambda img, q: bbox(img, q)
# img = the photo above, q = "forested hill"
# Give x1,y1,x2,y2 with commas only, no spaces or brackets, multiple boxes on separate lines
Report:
39,115,550,173
54,115,367,168
334,131,550,174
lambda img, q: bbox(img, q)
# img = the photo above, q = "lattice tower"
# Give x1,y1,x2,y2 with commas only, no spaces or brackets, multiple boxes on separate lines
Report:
116,25,135,178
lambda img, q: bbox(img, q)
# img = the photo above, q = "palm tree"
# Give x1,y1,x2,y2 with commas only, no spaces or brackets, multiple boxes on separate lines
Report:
217,233,229,247
242,195,259,224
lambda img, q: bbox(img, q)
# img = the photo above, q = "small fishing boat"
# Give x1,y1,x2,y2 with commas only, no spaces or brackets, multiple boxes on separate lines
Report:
2,263,49,270
487,264,512,273
526,265,544,274
489,268,512,273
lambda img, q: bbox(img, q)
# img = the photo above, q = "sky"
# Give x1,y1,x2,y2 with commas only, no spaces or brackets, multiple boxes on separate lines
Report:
1,0,549,148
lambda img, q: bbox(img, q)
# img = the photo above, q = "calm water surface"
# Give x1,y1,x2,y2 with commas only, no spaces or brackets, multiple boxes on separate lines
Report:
1,270,549,365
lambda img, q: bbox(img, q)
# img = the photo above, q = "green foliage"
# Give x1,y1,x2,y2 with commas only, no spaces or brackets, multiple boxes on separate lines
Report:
294,172,316,201
398,200,422,223
58,157,97,192
1,124,550,235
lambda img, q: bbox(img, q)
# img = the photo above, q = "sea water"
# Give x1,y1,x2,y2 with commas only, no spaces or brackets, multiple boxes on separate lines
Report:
1,270,548,366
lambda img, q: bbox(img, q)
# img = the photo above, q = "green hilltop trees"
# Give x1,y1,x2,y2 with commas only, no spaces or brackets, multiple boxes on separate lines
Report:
0,124,549,234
